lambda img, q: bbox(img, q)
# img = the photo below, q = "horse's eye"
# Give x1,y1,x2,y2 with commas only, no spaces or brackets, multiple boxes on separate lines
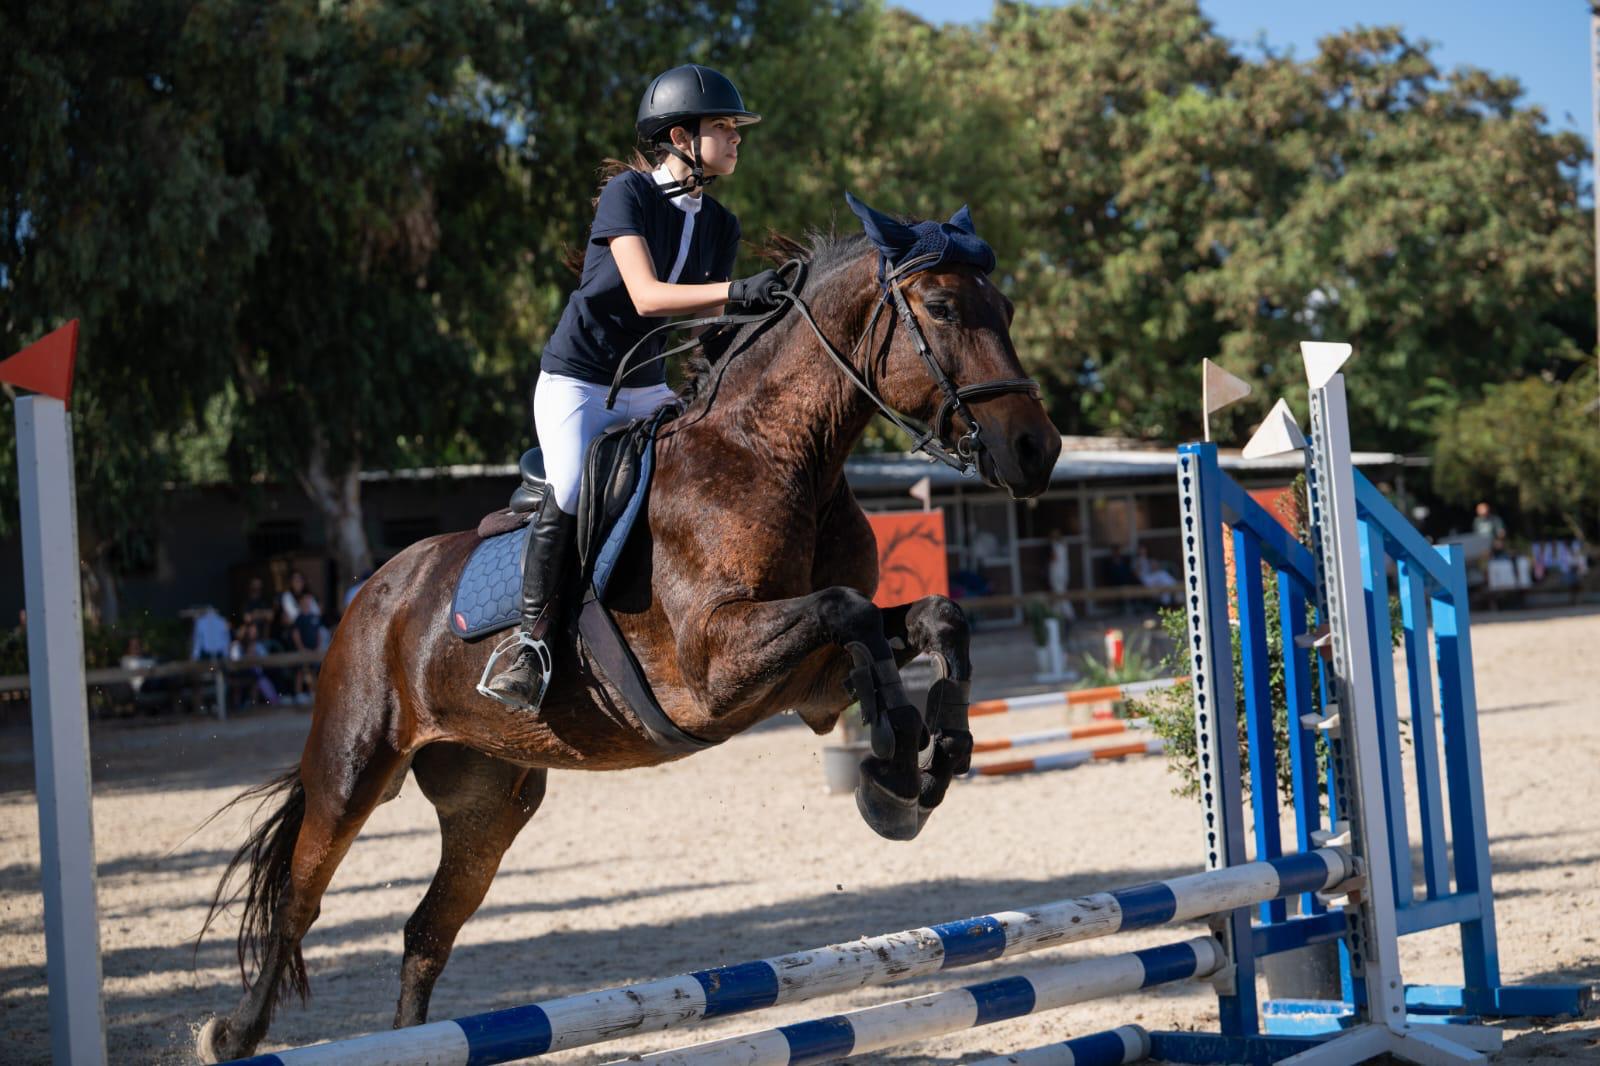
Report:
925,301,955,322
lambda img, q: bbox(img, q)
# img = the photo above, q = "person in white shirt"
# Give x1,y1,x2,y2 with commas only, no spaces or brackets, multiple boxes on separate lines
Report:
279,569,319,625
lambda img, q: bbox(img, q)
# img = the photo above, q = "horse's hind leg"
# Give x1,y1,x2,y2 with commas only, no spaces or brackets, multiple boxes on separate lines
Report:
395,744,547,1028
198,734,409,1062
882,596,974,815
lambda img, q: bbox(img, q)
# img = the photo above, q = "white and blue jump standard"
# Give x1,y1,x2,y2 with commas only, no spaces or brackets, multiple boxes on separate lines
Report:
1153,343,1590,1065
221,344,1589,1066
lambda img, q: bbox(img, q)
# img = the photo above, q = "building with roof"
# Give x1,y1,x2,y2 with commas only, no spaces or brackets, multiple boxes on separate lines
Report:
0,439,1413,630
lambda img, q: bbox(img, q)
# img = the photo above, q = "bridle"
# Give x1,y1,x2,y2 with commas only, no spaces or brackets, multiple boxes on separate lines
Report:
609,255,1040,479
799,252,1039,477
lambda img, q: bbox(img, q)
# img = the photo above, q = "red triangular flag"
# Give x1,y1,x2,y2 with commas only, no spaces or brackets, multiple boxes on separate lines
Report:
0,320,79,405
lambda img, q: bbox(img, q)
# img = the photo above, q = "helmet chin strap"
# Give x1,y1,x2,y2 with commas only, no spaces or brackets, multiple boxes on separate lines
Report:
655,118,715,198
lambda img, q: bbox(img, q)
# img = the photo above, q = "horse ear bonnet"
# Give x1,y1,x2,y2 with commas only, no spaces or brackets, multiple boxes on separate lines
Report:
845,192,996,279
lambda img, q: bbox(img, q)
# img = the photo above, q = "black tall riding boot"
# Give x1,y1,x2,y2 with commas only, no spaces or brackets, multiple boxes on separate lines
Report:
485,495,577,706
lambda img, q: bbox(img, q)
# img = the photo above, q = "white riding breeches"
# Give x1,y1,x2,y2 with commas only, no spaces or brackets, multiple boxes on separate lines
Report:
532,370,677,515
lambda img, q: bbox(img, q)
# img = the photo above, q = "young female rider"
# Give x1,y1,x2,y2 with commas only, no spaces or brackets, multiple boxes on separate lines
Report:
487,64,786,706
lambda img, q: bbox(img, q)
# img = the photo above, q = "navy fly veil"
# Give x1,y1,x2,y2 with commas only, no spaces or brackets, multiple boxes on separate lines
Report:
843,191,996,285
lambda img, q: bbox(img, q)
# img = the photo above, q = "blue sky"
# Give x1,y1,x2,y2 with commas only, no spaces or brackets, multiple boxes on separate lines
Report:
893,0,1592,137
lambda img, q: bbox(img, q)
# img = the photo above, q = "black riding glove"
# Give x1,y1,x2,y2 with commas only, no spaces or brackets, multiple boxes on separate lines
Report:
727,269,785,311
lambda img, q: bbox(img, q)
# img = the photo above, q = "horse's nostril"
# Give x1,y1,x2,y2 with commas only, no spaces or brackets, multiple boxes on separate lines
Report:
1013,430,1040,465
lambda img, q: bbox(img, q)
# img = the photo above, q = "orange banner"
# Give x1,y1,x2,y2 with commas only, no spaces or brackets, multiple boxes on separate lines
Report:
866,510,949,607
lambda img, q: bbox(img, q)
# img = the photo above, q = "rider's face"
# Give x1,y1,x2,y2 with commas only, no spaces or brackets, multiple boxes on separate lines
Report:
674,117,741,178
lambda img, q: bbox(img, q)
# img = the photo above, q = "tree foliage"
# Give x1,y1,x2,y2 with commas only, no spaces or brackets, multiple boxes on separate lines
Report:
2,0,1591,606
1432,369,1599,541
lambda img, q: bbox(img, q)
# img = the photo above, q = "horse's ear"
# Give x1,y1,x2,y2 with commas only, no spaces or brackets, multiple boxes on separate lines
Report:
845,191,918,258
948,204,976,235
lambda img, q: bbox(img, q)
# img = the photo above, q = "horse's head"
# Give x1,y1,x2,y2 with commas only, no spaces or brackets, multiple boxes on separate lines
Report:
845,193,1061,498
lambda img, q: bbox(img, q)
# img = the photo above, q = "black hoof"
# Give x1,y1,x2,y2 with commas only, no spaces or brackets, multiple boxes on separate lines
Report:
856,758,922,840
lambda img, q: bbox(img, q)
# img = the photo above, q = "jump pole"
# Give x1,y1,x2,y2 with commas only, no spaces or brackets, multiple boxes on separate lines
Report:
218,850,1351,1065
968,678,1183,720
616,938,1223,1066
966,737,1166,779
968,1024,1151,1066
4,322,107,1066
970,717,1151,755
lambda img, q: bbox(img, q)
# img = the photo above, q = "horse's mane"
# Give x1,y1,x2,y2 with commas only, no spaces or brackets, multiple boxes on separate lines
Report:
675,229,874,413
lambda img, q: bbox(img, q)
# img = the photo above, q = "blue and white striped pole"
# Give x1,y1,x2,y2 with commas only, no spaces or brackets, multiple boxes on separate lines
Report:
616,941,1218,1065
221,850,1347,1065
968,1024,1151,1066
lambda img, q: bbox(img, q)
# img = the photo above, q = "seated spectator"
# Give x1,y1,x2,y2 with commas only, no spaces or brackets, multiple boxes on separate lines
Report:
189,604,231,661
290,591,325,706
1103,550,1138,588
280,570,319,628
229,619,268,661
119,634,159,699
242,576,275,631
1134,545,1179,605
229,620,278,707
269,601,294,652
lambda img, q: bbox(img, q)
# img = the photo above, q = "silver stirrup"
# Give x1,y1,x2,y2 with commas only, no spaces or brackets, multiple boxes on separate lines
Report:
477,630,553,711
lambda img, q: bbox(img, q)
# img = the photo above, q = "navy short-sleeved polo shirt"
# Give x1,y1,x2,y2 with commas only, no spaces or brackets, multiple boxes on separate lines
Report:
541,169,740,388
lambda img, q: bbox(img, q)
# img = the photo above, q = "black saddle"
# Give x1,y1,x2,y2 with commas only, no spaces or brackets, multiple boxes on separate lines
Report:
503,404,680,600
485,404,707,753
579,405,678,598
508,449,547,514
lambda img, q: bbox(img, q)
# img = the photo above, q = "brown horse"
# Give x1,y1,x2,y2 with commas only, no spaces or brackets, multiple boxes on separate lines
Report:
196,227,1061,1062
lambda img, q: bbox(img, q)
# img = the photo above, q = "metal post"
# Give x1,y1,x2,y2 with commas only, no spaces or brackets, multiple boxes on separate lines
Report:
214,664,228,722
16,395,107,1065
1175,442,1258,1036
1307,371,1406,1029
1593,6,1600,440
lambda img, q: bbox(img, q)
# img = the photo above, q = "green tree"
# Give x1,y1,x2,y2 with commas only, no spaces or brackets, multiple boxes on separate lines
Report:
2,0,279,619
1432,368,1599,542
974,0,1590,449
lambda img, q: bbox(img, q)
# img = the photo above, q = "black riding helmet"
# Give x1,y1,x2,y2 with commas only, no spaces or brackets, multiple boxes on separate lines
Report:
637,64,760,197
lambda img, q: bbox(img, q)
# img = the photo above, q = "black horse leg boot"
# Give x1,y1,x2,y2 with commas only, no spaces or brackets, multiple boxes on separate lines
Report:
482,495,577,708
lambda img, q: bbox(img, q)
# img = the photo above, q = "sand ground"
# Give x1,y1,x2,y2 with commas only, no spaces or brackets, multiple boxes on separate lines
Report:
1,606,1597,1064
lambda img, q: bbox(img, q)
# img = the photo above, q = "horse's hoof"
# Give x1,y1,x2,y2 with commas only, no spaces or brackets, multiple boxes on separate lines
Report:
855,759,922,840
195,1017,229,1064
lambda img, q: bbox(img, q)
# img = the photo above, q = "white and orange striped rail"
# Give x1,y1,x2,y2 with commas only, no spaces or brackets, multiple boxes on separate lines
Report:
967,737,1167,779
970,717,1151,755
968,677,1185,720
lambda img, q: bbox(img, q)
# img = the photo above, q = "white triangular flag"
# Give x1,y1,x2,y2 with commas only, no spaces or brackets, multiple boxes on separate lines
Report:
1242,397,1308,459
1202,358,1252,442
1300,341,1353,390
908,475,932,511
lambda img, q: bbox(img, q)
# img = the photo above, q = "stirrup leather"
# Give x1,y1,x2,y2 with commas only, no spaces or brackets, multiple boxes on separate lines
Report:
477,631,553,711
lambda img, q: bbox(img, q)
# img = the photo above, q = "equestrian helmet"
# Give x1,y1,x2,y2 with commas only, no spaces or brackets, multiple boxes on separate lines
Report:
636,65,761,144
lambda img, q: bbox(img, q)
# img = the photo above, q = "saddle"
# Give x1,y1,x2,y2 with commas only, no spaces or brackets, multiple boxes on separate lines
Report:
448,405,710,753
451,406,677,637
577,404,679,600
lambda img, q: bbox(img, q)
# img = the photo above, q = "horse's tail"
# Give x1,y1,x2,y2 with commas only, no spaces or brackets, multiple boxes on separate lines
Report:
196,767,310,1008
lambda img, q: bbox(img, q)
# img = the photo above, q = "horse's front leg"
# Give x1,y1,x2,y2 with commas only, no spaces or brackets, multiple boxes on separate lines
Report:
683,585,930,840
881,596,974,816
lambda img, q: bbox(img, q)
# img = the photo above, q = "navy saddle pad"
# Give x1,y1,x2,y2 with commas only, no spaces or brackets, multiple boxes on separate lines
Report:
449,414,668,640
450,523,530,639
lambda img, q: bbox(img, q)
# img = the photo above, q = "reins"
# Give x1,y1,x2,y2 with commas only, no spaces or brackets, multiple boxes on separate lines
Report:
606,253,1039,478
